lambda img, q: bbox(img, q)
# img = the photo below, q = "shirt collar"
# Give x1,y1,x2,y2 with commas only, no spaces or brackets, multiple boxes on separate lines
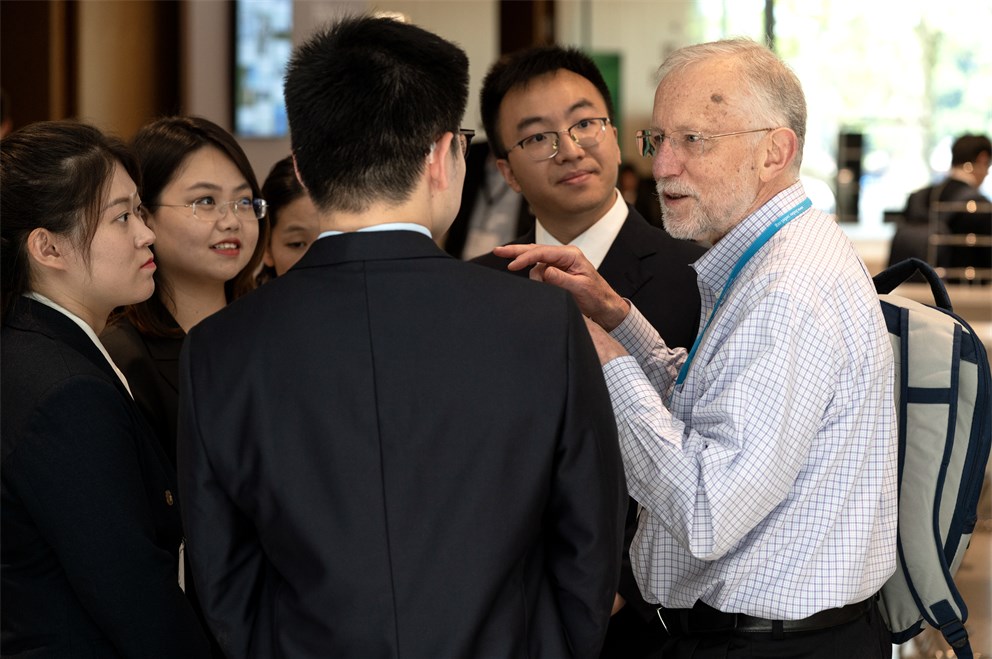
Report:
23,292,134,398
534,189,628,269
693,181,807,296
318,223,433,241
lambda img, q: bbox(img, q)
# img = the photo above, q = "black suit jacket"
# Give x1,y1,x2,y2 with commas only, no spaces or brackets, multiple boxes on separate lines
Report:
177,230,627,658
473,207,706,655
102,315,184,467
1,298,210,658
101,312,224,658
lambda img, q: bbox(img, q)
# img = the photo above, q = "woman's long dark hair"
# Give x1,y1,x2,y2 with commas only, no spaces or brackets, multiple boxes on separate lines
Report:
1,121,139,324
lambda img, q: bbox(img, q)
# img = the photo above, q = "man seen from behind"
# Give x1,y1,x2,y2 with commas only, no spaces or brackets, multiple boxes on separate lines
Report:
176,16,626,659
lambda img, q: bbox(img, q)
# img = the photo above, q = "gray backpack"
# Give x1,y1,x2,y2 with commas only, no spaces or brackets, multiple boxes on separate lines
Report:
873,258,991,658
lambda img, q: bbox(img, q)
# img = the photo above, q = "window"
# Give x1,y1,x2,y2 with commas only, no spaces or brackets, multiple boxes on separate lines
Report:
233,0,293,137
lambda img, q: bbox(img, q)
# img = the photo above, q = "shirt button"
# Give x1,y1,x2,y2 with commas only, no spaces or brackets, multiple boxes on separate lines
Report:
165,490,175,506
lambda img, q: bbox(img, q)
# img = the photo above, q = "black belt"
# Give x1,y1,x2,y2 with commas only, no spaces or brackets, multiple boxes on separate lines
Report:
656,595,876,635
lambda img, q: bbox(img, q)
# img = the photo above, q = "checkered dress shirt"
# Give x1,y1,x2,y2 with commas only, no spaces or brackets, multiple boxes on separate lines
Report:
603,182,899,619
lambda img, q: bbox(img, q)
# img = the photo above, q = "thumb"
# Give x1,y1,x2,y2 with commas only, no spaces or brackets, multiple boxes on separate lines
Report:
540,265,567,286
529,263,547,283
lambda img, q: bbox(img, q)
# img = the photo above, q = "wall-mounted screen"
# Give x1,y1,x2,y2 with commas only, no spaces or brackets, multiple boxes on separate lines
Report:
233,0,292,137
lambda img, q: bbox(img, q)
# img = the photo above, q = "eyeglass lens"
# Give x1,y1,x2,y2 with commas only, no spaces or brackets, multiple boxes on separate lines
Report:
636,128,772,159
191,199,267,220
458,129,475,156
637,131,689,158
519,118,608,160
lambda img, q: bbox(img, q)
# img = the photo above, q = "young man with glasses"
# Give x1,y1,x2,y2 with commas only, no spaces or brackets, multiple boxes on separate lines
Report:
473,45,706,659
174,15,626,659
495,38,898,659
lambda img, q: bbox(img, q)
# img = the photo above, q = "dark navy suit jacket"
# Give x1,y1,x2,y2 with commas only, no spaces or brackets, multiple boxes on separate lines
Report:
1,297,209,657
177,231,627,658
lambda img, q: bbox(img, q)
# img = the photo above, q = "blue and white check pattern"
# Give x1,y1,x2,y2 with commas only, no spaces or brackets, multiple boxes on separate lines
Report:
603,182,899,619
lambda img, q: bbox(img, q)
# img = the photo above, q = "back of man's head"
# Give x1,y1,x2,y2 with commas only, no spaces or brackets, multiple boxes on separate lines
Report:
284,15,469,213
480,46,614,158
950,134,992,167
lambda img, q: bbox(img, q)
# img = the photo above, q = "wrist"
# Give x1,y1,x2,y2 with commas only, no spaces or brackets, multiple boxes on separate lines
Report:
598,297,630,332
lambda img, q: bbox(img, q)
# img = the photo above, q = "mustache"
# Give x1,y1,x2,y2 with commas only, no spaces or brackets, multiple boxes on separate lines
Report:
655,180,697,199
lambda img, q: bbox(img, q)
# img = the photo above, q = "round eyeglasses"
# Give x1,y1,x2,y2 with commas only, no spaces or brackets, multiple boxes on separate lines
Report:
151,197,268,221
635,127,775,160
509,118,610,161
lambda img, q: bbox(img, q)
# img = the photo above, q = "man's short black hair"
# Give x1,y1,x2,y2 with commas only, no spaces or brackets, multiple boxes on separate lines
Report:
480,46,614,158
951,134,992,167
284,15,469,213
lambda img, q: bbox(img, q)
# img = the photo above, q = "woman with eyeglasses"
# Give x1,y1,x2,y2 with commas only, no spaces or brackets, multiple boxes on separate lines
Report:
256,154,321,285
103,116,267,469
1,120,211,657
101,116,266,656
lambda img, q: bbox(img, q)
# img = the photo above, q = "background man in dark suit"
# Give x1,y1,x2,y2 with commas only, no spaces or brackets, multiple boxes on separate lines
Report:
890,133,991,277
471,46,706,658
441,139,534,260
176,16,626,659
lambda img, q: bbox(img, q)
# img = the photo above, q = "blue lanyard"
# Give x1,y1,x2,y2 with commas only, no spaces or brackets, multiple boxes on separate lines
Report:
674,198,812,388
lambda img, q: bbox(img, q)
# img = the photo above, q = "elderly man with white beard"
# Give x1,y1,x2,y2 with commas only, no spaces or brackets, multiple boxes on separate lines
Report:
495,38,898,659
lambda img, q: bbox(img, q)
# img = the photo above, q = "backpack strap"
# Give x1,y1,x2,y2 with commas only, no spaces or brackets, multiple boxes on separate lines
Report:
931,600,973,658
873,258,953,311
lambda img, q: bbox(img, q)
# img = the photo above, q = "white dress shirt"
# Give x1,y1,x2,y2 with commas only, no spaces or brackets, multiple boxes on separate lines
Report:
535,189,627,269
318,223,433,241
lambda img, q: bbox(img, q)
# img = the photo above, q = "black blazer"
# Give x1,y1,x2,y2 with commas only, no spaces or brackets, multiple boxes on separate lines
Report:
102,313,184,468
101,312,224,658
1,298,210,658
177,230,627,659
473,207,706,655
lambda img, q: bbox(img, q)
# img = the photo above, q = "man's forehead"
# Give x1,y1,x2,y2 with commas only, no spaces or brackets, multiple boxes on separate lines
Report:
504,69,607,112
653,68,740,126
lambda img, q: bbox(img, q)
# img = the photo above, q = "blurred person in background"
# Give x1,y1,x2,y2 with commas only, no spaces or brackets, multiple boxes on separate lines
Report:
890,133,991,275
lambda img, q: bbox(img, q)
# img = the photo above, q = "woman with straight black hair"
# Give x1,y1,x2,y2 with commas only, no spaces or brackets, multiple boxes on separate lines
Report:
1,120,211,657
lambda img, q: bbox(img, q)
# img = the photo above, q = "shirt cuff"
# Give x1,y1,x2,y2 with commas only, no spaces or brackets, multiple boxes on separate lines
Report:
611,303,662,356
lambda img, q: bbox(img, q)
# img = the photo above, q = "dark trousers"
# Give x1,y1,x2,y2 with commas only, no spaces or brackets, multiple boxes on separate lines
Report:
659,600,891,659
600,604,668,658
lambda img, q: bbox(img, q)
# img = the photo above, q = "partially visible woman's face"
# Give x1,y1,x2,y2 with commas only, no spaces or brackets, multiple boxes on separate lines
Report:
263,195,321,276
145,146,259,290
64,162,157,317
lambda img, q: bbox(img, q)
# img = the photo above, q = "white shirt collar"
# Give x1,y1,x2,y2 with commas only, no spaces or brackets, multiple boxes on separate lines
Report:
318,223,433,241
24,292,134,398
534,189,628,269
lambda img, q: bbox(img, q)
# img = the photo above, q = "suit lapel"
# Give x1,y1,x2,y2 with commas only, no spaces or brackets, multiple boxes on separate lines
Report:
501,211,657,290
596,207,657,298
8,298,134,401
